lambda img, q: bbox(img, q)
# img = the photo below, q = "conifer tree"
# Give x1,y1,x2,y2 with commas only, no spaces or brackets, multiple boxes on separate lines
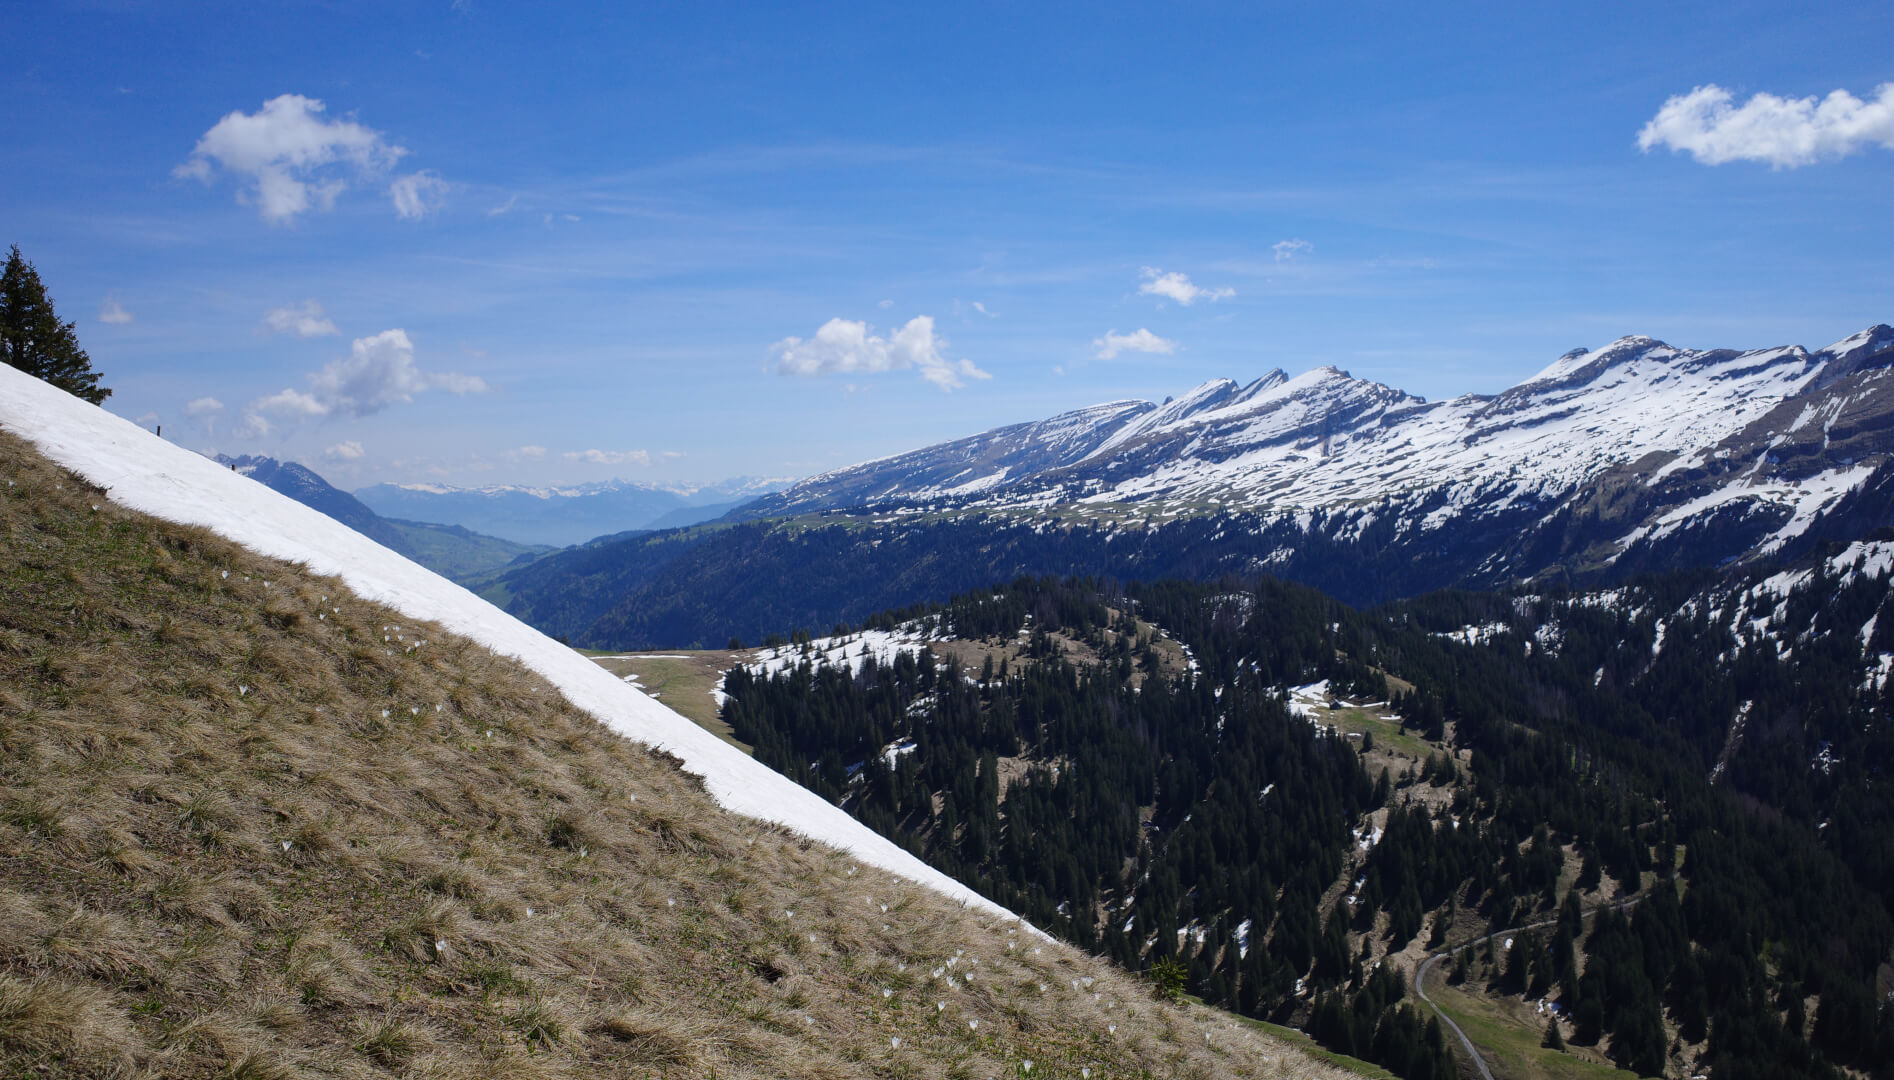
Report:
0,245,109,403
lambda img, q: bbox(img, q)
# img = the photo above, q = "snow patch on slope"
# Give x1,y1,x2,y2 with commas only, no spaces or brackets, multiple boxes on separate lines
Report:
748,626,936,678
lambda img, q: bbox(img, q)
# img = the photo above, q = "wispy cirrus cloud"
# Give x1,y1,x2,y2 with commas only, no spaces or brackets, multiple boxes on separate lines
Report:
564,448,651,466
390,170,450,219
1271,238,1313,262
1093,328,1177,360
1138,267,1233,305
772,315,991,390
1638,83,1894,167
99,296,134,324
262,300,340,338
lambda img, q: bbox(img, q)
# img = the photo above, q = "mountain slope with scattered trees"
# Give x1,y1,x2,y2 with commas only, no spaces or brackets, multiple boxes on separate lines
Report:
720,568,1894,1080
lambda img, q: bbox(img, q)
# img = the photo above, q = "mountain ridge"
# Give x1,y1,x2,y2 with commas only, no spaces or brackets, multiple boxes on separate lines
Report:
482,323,1894,650
738,325,1894,585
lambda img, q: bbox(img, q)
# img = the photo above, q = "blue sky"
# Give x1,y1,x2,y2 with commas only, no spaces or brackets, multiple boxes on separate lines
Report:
7,1,1893,489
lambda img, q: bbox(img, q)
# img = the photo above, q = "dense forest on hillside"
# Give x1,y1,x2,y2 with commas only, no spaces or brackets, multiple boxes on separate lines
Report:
495,507,1531,647
720,571,1894,1080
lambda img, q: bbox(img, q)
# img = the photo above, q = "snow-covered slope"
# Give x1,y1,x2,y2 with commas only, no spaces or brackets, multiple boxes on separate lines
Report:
0,363,1015,922
740,397,1157,517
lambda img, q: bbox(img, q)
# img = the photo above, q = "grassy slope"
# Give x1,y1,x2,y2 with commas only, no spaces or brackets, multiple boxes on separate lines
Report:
0,429,1341,1080
1419,982,1636,1080
583,650,751,753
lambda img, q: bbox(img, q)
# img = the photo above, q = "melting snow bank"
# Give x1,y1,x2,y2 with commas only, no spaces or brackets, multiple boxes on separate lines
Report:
1284,680,1331,719
1435,621,1511,646
0,365,1019,924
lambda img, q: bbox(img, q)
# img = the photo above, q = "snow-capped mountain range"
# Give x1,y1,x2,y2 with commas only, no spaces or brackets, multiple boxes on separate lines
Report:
744,324,1894,581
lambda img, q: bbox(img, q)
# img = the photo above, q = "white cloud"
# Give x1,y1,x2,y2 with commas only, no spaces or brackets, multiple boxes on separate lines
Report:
185,396,225,435
390,170,450,219
877,299,894,309
1138,268,1233,305
772,315,991,391
564,448,652,466
1093,328,1178,360
304,330,486,416
324,440,366,460
175,94,411,223
242,329,488,435
972,301,997,317
1637,83,1894,167
661,450,685,459
1271,239,1313,262
253,387,328,419
507,444,547,460
99,296,134,324
262,300,339,338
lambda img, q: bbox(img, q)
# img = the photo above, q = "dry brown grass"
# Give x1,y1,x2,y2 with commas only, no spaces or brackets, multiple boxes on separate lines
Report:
0,426,1345,1079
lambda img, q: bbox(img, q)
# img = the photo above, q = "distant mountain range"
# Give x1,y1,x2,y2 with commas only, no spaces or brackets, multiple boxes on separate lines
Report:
355,475,789,547
212,455,554,581
489,324,1894,647
214,455,417,555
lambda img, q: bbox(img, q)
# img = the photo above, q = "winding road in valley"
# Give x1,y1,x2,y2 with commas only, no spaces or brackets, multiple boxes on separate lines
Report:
1410,895,1643,1080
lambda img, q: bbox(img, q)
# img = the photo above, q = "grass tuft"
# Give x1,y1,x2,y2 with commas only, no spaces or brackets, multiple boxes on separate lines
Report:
591,1009,701,1067
0,972,137,1065
353,1014,431,1067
